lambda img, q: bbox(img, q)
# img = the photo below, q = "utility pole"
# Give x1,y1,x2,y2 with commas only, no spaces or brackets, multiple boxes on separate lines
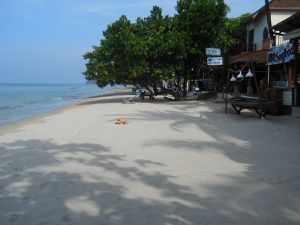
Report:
265,0,273,88
265,0,274,44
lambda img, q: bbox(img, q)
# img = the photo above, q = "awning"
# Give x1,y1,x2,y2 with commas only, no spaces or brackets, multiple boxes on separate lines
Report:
273,11,300,33
228,50,267,64
283,28,300,40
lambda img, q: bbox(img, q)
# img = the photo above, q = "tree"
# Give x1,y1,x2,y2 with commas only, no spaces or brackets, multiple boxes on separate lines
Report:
175,0,229,95
83,1,235,97
84,6,182,95
83,15,134,88
129,6,180,95
217,13,251,53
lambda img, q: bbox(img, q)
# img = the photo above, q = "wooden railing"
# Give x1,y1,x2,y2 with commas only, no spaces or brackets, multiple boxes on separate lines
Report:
229,43,257,56
247,43,257,52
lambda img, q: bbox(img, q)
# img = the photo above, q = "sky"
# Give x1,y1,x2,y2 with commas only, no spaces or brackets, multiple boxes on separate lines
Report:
0,0,265,84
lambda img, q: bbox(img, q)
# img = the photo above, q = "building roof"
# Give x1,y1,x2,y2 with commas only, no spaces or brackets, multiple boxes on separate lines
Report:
228,50,268,64
269,0,300,10
246,0,300,24
273,11,300,33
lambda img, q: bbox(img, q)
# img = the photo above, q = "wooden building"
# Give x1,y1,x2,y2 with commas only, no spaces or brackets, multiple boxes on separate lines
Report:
227,0,300,115
273,11,300,116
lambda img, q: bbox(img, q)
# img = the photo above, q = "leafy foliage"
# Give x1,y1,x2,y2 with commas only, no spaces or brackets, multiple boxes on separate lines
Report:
217,13,251,53
83,1,248,96
175,0,229,93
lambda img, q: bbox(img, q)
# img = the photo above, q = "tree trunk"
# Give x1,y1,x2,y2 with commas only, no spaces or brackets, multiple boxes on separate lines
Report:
183,64,188,97
145,85,153,95
153,83,159,95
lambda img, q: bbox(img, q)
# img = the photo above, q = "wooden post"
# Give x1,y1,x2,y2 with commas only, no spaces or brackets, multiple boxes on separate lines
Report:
288,62,294,89
265,0,274,44
252,62,264,118
225,68,231,114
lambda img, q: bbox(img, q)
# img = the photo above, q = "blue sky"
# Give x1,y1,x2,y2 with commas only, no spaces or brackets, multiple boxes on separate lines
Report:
0,0,265,84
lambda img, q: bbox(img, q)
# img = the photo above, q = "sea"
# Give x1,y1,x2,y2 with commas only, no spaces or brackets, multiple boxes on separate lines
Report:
0,83,115,127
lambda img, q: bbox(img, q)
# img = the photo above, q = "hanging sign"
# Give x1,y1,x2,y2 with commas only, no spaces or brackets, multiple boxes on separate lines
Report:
207,57,223,66
206,48,221,56
267,43,294,65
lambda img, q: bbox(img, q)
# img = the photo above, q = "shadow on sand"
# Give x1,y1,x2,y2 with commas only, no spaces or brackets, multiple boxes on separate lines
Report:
0,140,207,225
1,99,300,225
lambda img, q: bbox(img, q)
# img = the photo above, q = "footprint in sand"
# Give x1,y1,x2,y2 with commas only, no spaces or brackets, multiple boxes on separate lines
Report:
40,182,49,189
22,196,31,201
0,183,7,190
61,214,71,222
9,214,20,223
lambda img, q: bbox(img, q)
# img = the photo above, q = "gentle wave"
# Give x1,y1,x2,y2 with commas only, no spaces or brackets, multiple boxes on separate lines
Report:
0,84,115,126
0,96,79,111
0,105,14,110
51,97,63,100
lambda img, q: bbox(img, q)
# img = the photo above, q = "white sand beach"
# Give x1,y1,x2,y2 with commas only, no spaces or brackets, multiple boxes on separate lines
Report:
0,89,300,225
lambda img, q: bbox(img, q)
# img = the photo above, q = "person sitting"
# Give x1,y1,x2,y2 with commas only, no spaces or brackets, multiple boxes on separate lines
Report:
132,87,138,94
139,91,145,100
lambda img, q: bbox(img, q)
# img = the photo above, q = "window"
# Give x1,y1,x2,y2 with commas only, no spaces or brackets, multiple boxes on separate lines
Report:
248,29,254,52
263,27,269,40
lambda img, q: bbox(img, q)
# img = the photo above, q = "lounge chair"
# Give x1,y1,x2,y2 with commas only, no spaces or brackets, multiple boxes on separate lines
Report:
123,91,145,103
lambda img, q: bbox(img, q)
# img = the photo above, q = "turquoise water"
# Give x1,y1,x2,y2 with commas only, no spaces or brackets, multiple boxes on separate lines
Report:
0,83,114,127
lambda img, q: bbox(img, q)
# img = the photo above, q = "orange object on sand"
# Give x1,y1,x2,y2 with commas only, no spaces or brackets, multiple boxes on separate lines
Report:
115,118,128,125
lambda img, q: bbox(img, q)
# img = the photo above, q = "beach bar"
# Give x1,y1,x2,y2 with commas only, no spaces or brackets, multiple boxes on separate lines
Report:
272,11,300,116
227,0,300,116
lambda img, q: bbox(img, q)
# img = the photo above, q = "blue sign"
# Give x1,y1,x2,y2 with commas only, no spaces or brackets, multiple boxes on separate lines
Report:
268,43,294,65
207,57,223,66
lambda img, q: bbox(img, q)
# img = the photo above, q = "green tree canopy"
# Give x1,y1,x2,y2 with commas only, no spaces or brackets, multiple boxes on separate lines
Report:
217,13,251,53
175,0,229,94
83,0,248,96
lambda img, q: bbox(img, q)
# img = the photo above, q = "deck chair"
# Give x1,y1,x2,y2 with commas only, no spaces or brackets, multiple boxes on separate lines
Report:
122,91,145,104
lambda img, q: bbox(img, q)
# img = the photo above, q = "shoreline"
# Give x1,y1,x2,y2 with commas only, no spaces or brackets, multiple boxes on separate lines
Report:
0,86,131,135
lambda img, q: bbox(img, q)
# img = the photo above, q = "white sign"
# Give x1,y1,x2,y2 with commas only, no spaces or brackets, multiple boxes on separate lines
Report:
268,43,294,65
206,48,221,56
207,57,223,66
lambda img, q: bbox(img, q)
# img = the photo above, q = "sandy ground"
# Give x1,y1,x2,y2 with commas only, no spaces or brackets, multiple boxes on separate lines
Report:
0,89,300,225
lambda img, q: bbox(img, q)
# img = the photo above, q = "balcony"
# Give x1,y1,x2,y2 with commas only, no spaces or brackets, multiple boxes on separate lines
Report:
228,42,268,64
229,43,257,56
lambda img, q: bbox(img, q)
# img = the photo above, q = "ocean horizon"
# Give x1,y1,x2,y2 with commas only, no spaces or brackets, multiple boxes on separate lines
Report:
0,83,115,127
